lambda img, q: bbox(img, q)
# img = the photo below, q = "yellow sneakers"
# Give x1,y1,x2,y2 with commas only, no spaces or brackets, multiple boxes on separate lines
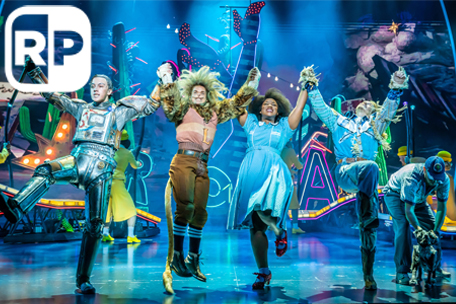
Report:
292,228,306,234
127,236,141,243
102,234,115,242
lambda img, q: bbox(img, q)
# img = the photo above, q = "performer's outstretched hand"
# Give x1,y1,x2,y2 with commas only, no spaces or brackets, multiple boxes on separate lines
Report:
247,67,261,89
299,65,320,89
157,63,174,85
389,66,409,90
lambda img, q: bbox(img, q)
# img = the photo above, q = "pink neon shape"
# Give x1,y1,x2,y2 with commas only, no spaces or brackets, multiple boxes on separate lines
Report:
166,60,180,77
305,197,331,210
311,166,325,189
300,147,338,199
299,193,385,221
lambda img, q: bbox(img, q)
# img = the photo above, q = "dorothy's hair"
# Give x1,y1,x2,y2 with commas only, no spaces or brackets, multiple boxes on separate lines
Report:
248,88,292,122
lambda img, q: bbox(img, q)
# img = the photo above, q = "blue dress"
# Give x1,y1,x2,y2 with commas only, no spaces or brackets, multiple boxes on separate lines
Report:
227,114,296,230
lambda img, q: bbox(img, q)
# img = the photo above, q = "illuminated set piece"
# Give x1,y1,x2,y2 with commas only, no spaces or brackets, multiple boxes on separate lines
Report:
13,112,76,170
125,41,139,53
0,184,162,225
299,147,339,212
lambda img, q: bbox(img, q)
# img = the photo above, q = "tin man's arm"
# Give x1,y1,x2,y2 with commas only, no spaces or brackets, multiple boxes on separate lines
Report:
27,67,85,120
115,93,161,130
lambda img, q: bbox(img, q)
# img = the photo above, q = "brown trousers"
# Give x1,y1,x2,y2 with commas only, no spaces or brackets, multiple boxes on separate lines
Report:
169,154,210,228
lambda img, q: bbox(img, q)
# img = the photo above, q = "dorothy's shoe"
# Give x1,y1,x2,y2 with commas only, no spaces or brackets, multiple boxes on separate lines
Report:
102,234,115,242
252,272,272,290
185,252,206,282
171,250,192,277
127,236,141,244
275,231,288,257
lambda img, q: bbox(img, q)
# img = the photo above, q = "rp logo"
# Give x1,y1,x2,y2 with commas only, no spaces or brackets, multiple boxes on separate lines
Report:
5,6,91,92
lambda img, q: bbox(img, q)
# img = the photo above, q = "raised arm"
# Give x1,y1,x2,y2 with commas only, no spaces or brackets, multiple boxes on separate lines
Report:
301,66,339,133
374,67,409,134
219,67,260,125
115,94,160,130
27,67,85,120
288,89,308,130
156,63,186,123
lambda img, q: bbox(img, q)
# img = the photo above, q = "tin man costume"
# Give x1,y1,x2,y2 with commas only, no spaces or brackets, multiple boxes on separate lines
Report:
0,68,160,294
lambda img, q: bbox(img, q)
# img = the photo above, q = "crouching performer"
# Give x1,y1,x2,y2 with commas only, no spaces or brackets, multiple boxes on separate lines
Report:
0,68,160,294
307,66,409,289
158,63,259,294
383,156,450,285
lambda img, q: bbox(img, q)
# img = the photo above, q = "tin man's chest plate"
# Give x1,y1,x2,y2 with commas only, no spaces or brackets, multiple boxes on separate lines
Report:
73,105,120,148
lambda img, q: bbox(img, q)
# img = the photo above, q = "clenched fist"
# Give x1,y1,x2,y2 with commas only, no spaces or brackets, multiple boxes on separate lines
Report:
247,67,261,89
157,63,174,85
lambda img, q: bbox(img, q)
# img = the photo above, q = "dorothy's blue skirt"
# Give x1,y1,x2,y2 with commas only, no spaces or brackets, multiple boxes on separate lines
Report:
227,146,294,230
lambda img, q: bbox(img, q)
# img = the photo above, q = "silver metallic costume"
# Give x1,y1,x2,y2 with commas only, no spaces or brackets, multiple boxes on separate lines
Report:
0,67,160,292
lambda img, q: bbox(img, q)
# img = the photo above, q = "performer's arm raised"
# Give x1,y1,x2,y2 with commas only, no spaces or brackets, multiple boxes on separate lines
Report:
115,94,160,130
304,66,339,133
287,77,309,130
219,67,260,125
28,67,86,120
156,63,186,123
374,67,409,134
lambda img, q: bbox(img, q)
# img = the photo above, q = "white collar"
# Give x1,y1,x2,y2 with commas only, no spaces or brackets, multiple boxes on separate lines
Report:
259,120,279,126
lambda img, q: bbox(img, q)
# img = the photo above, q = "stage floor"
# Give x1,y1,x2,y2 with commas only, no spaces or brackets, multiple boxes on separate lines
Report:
0,229,455,304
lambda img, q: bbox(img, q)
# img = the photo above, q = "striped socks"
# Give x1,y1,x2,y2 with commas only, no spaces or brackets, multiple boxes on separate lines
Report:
173,221,187,252
189,225,203,254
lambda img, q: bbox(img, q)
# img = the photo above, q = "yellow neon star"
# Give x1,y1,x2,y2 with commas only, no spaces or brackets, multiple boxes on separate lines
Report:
389,21,401,36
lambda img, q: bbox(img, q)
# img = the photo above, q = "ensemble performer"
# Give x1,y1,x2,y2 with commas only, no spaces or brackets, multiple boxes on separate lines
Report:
0,68,160,294
383,156,450,285
436,151,456,224
0,142,10,164
158,63,260,293
227,66,314,289
102,130,141,244
307,66,409,290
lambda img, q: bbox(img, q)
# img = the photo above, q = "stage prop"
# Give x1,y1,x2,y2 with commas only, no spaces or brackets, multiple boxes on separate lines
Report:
0,184,161,243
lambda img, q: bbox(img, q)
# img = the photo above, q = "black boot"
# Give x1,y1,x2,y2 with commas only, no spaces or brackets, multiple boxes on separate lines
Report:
185,252,206,282
171,250,192,277
361,247,377,290
0,175,50,223
76,231,102,294
0,195,22,223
